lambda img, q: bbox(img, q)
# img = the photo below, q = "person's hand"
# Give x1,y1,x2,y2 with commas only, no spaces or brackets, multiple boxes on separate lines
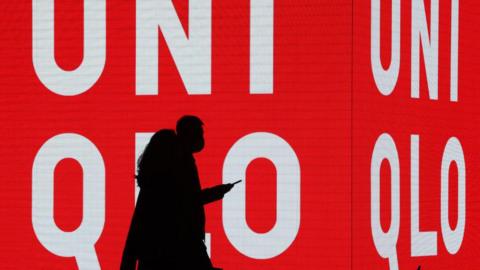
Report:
220,183,234,194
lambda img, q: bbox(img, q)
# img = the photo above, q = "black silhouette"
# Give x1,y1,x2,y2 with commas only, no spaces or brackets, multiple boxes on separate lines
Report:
121,116,234,270
120,129,178,270
174,115,233,270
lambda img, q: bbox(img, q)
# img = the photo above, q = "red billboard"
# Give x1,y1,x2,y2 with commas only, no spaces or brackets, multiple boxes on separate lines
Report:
353,0,480,269
0,0,478,269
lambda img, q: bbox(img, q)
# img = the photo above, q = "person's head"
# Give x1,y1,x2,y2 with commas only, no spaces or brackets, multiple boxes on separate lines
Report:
136,129,177,188
176,115,204,153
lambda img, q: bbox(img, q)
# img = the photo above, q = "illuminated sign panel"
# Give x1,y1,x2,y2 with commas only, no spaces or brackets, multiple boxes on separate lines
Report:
0,0,478,269
354,1,480,269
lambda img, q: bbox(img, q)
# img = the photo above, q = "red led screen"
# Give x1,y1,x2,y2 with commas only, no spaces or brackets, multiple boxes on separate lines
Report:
0,0,478,270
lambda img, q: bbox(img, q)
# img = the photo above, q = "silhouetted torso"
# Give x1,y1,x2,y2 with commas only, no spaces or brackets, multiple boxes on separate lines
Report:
121,130,180,270
177,153,206,241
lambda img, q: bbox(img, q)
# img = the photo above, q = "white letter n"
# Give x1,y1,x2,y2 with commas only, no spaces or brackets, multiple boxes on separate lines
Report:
411,0,439,100
136,0,211,95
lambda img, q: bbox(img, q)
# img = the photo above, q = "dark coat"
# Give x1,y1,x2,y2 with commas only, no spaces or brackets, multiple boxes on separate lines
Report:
120,180,179,270
120,154,225,270
176,154,226,239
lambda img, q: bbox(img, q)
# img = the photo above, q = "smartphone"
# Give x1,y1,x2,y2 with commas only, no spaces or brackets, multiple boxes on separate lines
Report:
231,180,242,185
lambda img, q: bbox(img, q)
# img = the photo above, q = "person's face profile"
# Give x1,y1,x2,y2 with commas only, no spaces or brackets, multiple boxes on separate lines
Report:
191,126,204,153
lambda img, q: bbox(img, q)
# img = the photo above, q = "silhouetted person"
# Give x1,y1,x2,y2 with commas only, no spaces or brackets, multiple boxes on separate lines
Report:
175,115,233,270
121,119,233,270
121,129,179,270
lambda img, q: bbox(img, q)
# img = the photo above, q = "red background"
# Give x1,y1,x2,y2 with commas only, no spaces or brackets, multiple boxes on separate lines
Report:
353,0,480,269
2,0,479,269
0,0,351,269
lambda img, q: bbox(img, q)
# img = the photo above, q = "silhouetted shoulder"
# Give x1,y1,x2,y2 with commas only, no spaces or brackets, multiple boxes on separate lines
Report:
136,129,177,189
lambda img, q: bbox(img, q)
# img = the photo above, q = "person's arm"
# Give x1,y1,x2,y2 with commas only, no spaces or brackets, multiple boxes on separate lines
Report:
200,184,233,205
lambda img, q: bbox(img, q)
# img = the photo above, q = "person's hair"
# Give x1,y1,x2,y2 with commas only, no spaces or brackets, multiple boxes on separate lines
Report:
176,115,203,137
136,129,177,188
